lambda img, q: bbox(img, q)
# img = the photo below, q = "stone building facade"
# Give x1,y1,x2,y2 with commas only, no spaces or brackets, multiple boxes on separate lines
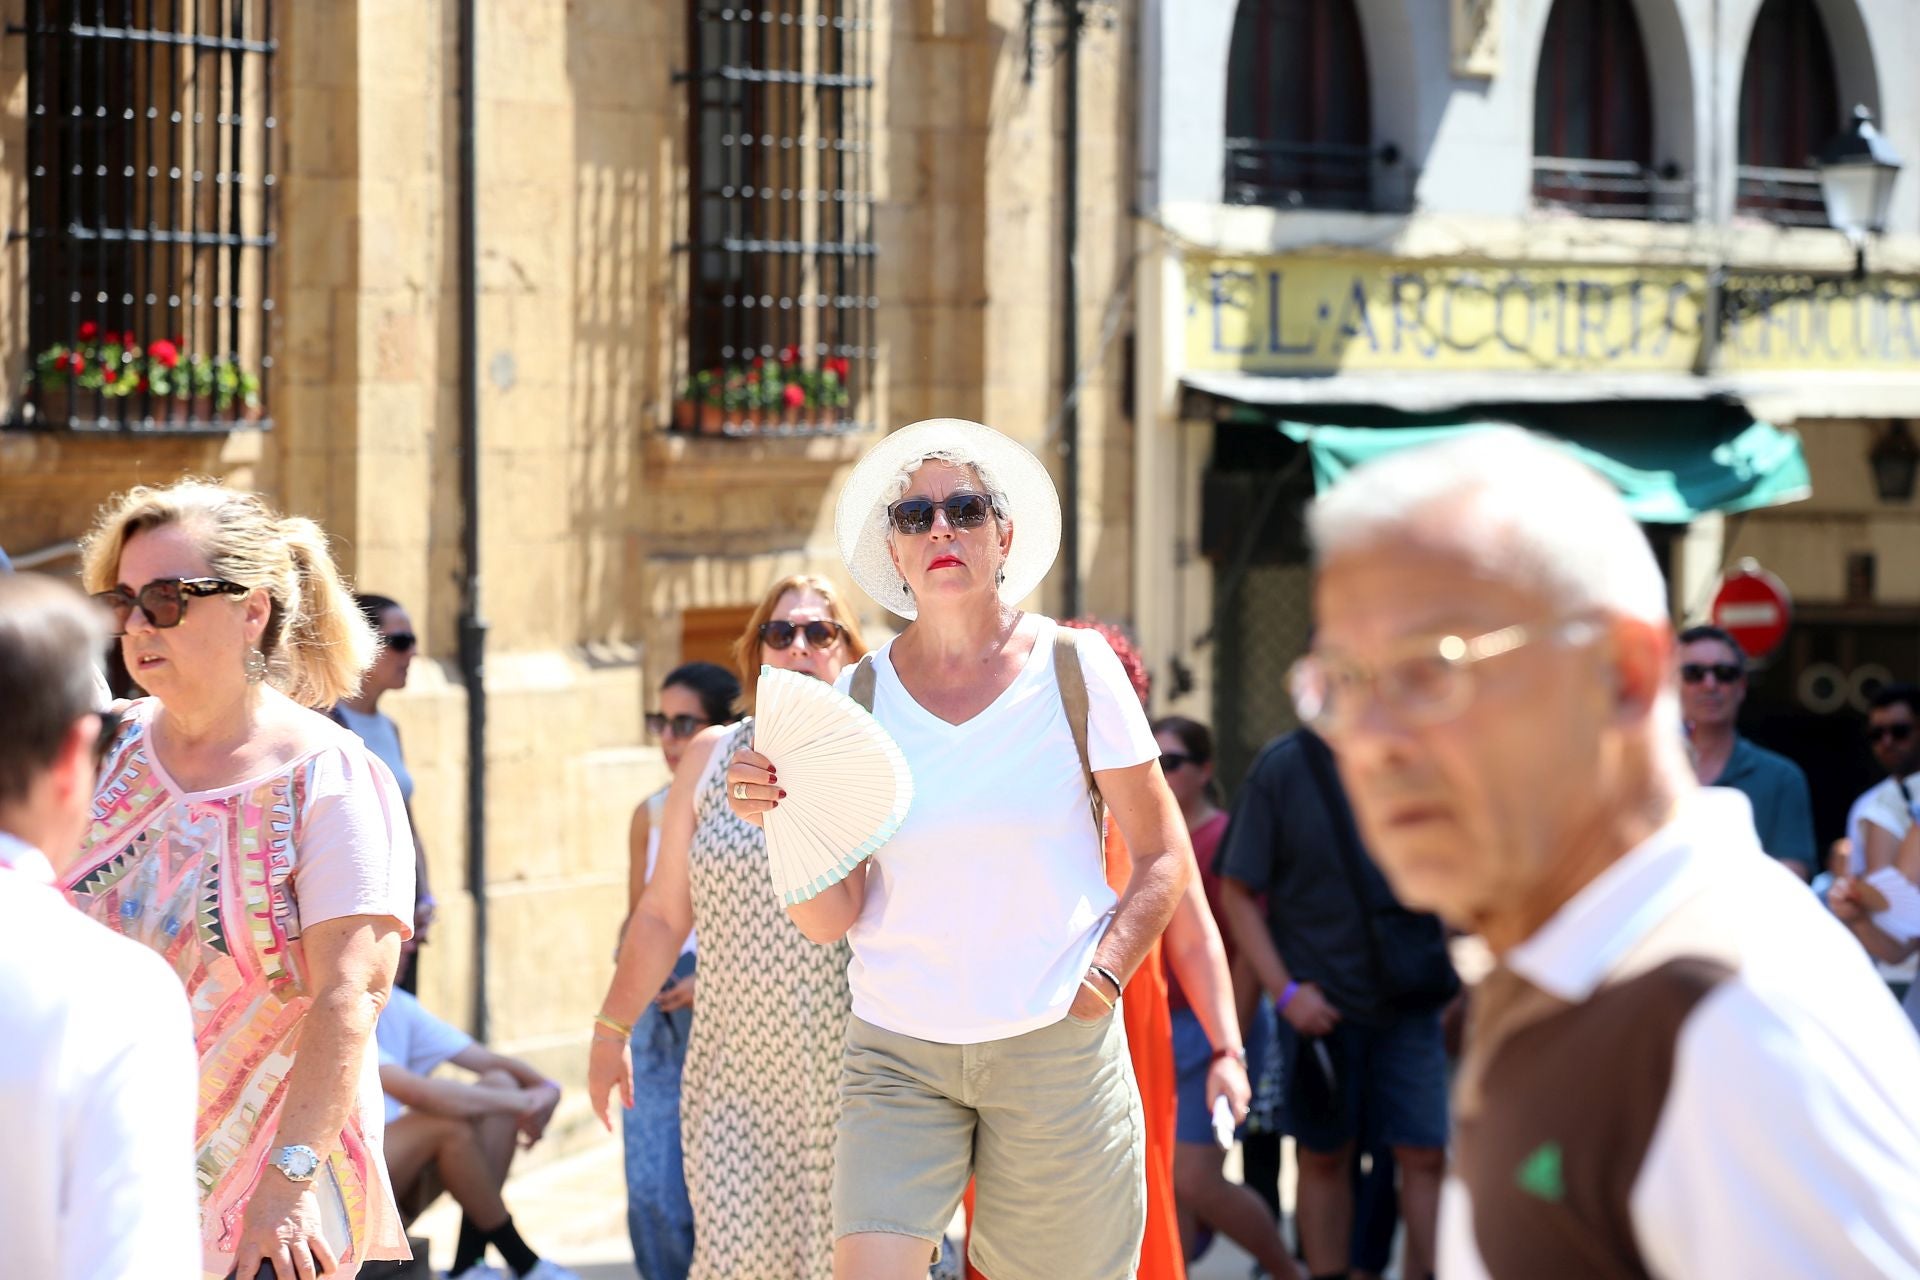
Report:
0,0,1137,1135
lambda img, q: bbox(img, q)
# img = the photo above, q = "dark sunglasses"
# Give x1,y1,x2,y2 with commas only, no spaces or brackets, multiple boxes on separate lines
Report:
1869,722,1916,744
381,631,418,654
1680,663,1744,685
92,576,250,636
646,712,712,739
886,492,997,536
759,619,846,651
93,706,125,772
1160,752,1198,772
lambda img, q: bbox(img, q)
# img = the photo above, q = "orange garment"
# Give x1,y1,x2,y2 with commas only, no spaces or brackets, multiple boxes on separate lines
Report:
964,823,1185,1280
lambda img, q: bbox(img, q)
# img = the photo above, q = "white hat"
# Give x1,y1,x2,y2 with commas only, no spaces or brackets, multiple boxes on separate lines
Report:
835,418,1061,620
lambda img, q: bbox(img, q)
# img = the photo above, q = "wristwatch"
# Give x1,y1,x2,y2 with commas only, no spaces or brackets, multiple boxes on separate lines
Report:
269,1144,322,1183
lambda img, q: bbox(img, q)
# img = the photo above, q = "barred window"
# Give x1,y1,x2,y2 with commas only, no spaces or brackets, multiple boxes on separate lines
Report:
11,0,276,432
1224,0,1375,211
676,2,875,437
1736,0,1839,227
1530,0,1683,221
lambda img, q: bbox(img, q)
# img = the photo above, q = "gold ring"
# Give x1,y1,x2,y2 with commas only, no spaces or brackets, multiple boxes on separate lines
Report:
733,782,749,801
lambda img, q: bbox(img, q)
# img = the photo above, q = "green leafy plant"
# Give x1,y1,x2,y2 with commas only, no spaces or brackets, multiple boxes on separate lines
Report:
30,321,262,413
681,348,852,415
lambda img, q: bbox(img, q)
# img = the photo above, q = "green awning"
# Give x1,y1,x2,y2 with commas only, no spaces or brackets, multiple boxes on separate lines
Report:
1261,404,1811,524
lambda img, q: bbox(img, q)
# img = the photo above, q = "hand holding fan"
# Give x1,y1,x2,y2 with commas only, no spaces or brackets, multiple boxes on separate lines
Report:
1861,866,1920,944
755,666,915,906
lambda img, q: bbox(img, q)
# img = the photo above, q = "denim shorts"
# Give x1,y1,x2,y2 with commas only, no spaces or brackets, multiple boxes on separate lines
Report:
1272,1009,1449,1153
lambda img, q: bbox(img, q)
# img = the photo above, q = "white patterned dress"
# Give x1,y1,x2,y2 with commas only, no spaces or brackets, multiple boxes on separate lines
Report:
682,719,852,1280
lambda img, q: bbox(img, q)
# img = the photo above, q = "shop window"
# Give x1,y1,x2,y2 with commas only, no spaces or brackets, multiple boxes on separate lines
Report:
1223,0,1377,211
677,1,875,438
1735,0,1840,227
14,0,276,431
1531,0,1682,220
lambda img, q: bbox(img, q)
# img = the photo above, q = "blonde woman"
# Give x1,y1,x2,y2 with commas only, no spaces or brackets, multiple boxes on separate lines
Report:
589,575,867,1280
65,482,415,1279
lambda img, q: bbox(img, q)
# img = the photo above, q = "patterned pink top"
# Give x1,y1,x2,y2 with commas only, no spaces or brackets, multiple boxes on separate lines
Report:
63,699,416,1278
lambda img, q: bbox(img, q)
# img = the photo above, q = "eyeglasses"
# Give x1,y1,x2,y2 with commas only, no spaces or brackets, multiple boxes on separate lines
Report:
646,712,712,739
1679,663,1744,686
92,706,124,773
92,577,250,636
759,619,847,651
886,493,998,536
1869,722,1916,744
381,632,418,654
1290,617,1602,738
1160,752,1197,772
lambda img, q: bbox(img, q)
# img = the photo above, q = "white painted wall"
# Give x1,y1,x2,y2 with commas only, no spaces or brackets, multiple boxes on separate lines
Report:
1141,0,1919,232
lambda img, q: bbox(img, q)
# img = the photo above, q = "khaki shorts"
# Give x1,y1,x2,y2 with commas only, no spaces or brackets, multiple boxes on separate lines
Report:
833,1007,1146,1280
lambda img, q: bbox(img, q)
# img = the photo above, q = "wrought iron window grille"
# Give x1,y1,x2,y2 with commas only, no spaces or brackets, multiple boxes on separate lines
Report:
673,2,875,439
7,0,277,434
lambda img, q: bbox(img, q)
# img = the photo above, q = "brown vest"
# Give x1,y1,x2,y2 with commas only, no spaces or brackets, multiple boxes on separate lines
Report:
1454,957,1735,1279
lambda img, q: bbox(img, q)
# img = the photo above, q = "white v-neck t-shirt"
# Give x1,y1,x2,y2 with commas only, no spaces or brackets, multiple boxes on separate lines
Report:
836,614,1159,1043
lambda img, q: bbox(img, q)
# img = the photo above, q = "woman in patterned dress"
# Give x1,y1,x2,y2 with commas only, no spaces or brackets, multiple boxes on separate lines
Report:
590,574,868,1280
64,481,416,1279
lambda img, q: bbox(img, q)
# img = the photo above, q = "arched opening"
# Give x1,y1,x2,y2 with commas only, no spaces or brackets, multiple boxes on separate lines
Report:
1223,0,1374,210
1531,0,1677,219
1736,0,1842,225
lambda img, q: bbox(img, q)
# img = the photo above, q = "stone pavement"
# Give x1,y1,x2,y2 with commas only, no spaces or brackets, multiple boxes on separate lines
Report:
410,1129,1271,1280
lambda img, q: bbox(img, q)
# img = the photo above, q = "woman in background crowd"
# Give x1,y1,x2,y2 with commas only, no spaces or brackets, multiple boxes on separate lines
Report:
620,661,741,1280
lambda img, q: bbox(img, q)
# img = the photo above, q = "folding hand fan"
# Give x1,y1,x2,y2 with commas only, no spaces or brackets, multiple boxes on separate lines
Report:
754,666,915,906
1860,866,1920,944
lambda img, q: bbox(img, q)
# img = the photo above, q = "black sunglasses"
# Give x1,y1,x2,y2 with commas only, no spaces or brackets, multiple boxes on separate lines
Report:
1160,752,1197,772
886,493,997,536
647,712,712,739
1680,663,1744,685
92,576,250,636
381,631,418,654
1869,722,1916,744
760,620,846,651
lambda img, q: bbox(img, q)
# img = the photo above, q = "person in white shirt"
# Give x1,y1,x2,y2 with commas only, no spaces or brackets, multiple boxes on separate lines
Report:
0,572,199,1280
1847,683,1920,875
375,986,577,1280
1290,427,1920,1278
727,419,1199,1280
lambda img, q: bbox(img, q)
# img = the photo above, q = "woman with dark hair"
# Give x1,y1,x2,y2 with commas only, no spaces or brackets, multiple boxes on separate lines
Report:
1154,713,1295,1277
331,593,435,992
619,660,740,1280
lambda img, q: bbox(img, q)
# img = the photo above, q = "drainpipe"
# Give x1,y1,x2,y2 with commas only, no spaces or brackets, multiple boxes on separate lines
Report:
455,0,490,1042
1060,0,1084,619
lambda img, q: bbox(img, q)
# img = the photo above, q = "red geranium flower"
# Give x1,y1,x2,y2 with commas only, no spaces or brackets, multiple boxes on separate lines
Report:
148,338,180,368
746,371,760,385
827,356,850,378
102,368,117,384
783,382,806,408
65,352,85,374
77,321,99,341
751,356,765,369
779,344,800,367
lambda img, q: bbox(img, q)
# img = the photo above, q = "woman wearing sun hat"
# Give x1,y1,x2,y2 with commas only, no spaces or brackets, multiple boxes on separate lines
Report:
726,418,1203,1280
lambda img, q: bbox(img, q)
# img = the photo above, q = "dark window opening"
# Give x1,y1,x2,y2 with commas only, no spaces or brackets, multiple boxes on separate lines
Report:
1531,0,1685,220
1223,0,1380,212
677,1,875,438
12,0,277,432
1736,0,1840,227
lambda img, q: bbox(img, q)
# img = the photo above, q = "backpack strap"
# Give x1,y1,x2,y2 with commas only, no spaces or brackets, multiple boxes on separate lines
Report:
848,653,879,713
1052,627,1105,836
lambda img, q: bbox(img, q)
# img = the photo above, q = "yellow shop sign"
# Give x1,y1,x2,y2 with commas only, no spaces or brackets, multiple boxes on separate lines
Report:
1185,258,1707,374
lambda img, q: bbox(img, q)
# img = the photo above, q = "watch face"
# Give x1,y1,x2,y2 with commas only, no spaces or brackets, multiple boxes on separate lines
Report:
280,1146,320,1179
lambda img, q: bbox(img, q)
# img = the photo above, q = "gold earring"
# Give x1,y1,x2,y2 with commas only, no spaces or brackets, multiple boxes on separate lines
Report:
244,646,268,684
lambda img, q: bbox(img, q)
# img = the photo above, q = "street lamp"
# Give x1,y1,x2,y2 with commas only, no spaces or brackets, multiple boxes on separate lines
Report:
1869,420,1920,504
1817,105,1903,277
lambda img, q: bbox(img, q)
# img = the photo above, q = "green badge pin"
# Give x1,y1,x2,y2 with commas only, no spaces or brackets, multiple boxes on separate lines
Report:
1516,1141,1566,1203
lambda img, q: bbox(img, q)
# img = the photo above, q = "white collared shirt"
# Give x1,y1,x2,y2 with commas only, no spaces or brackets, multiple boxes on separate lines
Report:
0,830,201,1280
1440,790,1920,1280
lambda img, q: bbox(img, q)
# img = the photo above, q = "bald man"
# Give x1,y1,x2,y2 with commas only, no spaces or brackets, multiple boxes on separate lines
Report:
1291,428,1920,1278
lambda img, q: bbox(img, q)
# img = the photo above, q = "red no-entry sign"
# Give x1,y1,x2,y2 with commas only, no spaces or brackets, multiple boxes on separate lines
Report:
1710,560,1792,660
